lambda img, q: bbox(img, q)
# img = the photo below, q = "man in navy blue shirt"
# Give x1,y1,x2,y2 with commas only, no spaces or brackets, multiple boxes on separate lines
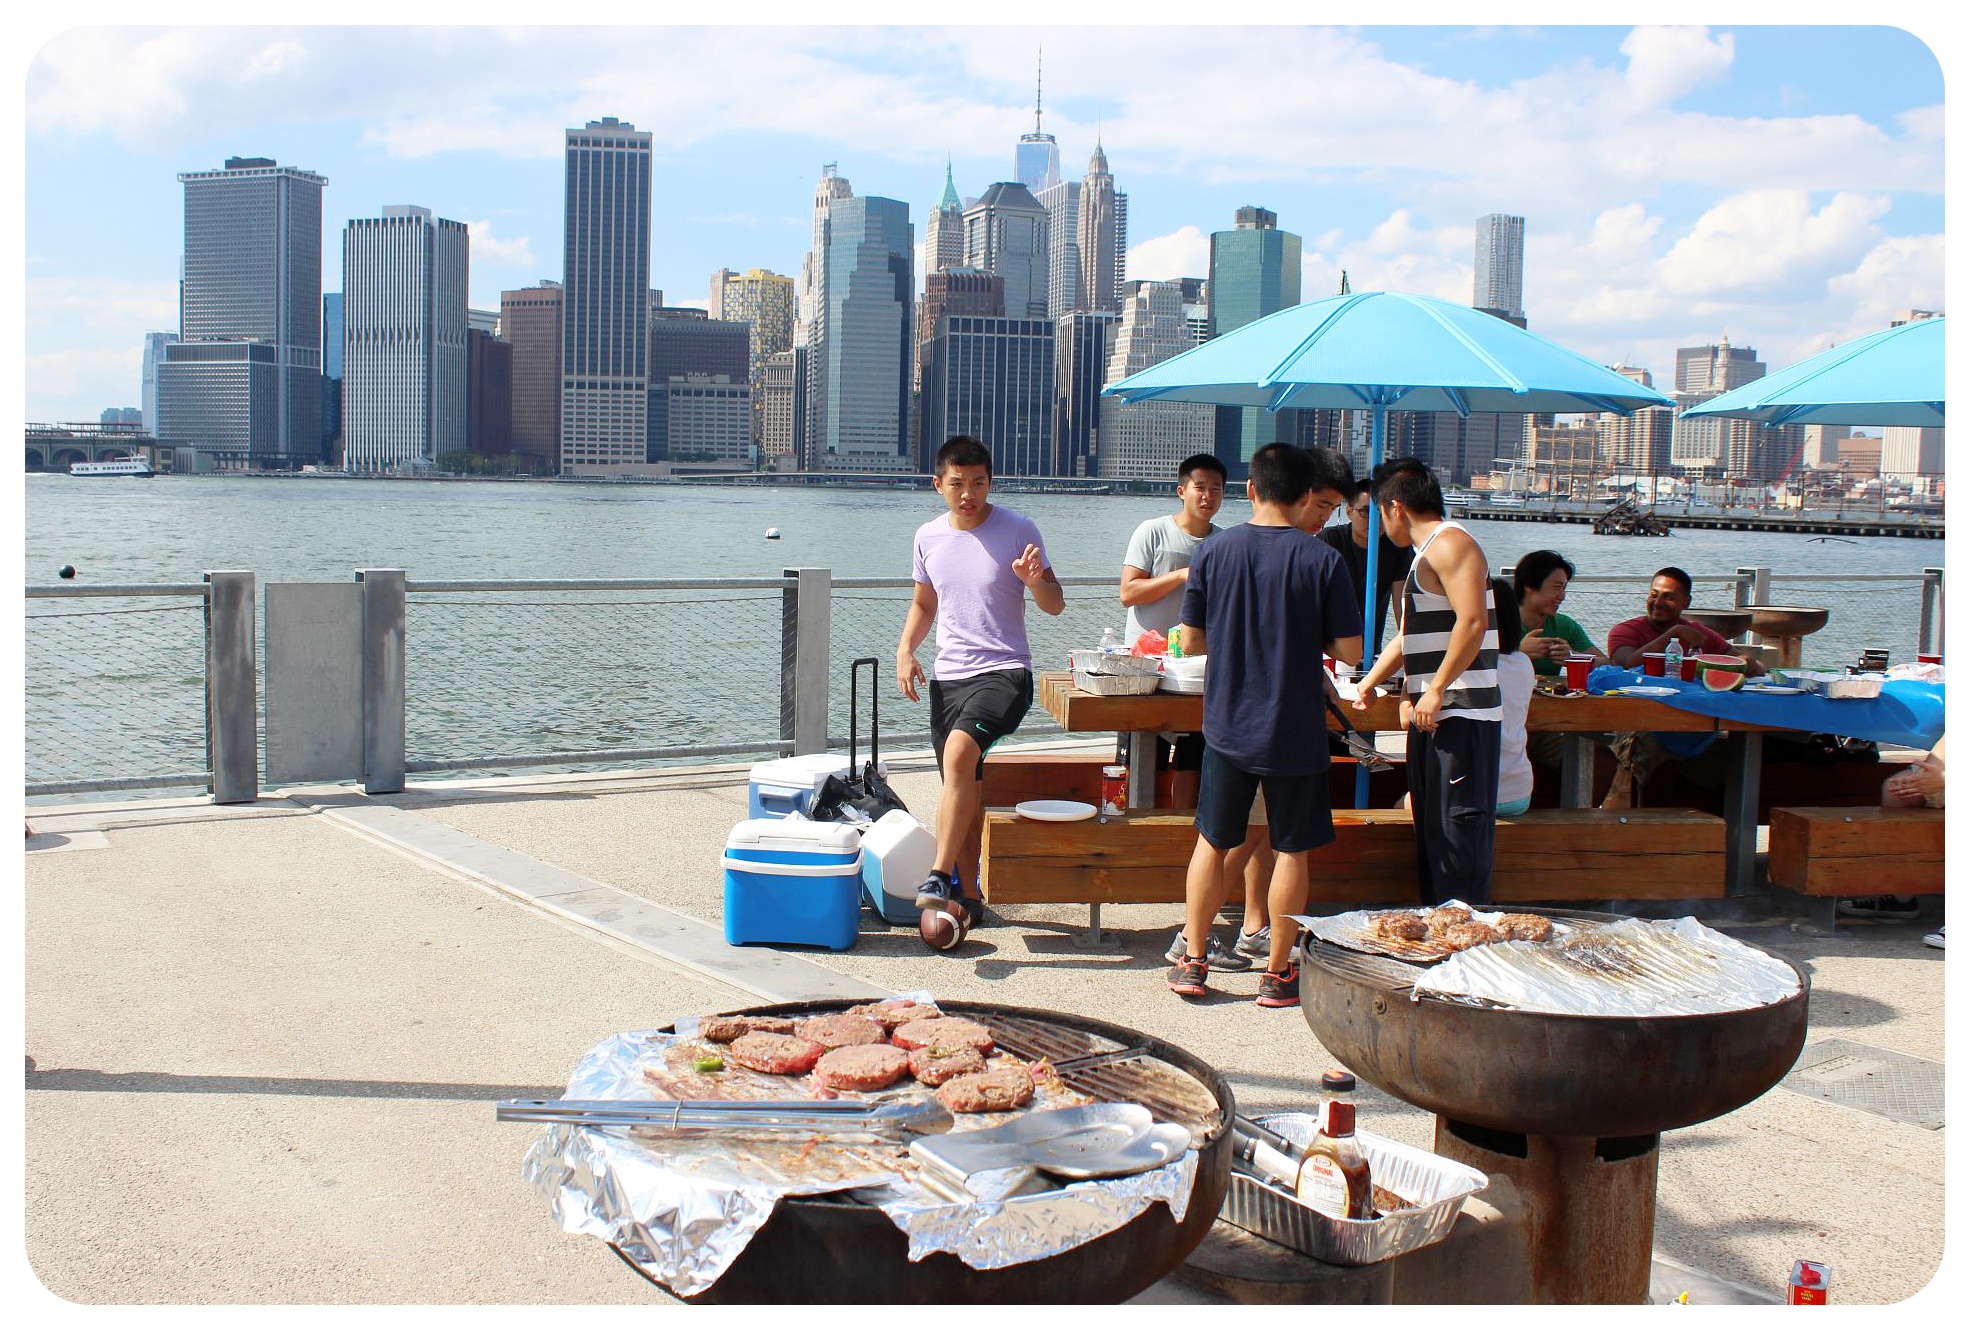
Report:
1168,443,1363,1007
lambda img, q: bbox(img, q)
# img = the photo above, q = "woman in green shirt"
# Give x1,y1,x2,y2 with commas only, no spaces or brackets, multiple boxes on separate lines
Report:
1514,550,1609,678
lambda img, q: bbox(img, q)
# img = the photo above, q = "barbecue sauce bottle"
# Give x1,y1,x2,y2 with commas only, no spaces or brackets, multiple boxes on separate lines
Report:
1297,1071,1374,1220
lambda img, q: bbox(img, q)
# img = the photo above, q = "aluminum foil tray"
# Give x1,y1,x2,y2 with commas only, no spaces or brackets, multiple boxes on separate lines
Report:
1787,670,1885,699
1072,668,1161,696
1221,1117,1486,1267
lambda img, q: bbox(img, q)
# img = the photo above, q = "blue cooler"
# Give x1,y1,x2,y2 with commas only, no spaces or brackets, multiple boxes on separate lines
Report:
723,818,864,951
745,754,854,819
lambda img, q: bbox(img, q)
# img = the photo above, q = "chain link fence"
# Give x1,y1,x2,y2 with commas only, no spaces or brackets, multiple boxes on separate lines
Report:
25,586,211,794
402,581,788,772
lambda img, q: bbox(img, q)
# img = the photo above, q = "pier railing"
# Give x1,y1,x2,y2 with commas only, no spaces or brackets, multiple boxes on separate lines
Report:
22,565,1945,802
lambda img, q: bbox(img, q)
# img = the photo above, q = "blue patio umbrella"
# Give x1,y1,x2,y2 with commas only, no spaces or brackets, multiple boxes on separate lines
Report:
1103,289,1673,804
1681,317,1944,428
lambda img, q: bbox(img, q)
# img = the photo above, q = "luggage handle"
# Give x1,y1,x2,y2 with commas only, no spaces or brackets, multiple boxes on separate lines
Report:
850,656,881,772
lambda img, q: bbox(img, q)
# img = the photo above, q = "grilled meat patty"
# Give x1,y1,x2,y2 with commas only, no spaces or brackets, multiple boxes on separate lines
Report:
813,1043,911,1091
891,1016,995,1054
936,1066,1035,1114
725,1032,825,1075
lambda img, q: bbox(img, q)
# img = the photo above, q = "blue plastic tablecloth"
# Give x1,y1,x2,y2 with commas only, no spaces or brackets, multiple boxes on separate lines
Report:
1584,667,1944,753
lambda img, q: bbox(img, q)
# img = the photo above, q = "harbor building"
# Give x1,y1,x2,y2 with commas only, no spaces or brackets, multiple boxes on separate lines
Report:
964,182,1050,321
921,316,1055,477
559,117,652,474
649,307,751,464
709,267,797,452
341,206,470,475
806,192,914,472
501,281,562,475
155,156,327,469
1076,143,1127,314
1054,309,1119,478
1209,206,1301,474
1097,279,1216,482
1474,213,1526,325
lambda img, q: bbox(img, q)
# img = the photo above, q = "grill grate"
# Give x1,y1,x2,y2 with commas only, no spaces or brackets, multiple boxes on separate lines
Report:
986,1014,1223,1142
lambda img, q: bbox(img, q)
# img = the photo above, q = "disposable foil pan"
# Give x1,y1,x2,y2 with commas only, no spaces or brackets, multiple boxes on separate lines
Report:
1220,1116,1486,1266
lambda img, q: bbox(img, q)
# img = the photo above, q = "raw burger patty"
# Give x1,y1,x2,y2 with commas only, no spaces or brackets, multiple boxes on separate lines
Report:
937,1067,1035,1114
891,1016,995,1054
699,1014,796,1043
814,1044,911,1092
847,1000,941,1032
908,1045,987,1086
726,1032,825,1075
796,1014,888,1049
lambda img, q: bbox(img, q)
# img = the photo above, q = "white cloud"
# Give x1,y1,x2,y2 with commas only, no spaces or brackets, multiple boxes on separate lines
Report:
1126,226,1208,282
1659,191,1888,299
28,277,178,338
26,348,145,419
464,219,535,271
1619,27,1734,108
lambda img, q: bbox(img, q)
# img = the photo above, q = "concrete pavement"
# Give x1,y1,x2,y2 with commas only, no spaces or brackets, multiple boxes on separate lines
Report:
24,748,1950,1305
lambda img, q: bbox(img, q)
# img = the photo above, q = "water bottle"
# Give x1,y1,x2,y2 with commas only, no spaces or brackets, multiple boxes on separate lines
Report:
1100,625,1121,652
1664,636,1683,682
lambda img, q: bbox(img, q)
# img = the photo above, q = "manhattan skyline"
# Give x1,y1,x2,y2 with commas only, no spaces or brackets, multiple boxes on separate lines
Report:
21,21,1947,426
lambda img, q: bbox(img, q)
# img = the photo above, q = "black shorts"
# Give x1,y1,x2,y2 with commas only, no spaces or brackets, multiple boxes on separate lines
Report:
1194,746,1335,854
930,669,1034,778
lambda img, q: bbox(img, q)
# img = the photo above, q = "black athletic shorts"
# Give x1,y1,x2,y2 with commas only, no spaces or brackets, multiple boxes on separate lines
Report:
930,668,1034,779
1194,745,1335,854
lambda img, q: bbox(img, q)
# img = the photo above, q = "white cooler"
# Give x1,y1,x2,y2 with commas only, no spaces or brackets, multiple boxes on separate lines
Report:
747,754,848,819
858,808,937,925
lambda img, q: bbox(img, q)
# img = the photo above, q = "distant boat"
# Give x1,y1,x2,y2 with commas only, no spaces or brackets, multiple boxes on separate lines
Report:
70,456,154,478
1483,492,1527,510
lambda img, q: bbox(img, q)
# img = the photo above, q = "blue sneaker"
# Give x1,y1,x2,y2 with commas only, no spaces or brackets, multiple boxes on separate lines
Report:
914,870,957,911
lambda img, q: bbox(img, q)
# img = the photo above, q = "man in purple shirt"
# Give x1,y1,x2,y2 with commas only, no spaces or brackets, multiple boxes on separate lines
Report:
897,436,1065,927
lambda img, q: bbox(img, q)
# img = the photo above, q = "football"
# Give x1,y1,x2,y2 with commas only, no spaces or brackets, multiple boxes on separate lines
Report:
918,901,971,952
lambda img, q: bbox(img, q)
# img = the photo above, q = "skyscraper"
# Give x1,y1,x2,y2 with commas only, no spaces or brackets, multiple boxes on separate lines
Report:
806,192,914,471
341,205,469,474
156,156,326,467
501,280,561,474
1076,142,1127,313
319,296,342,458
925,162,966,276
1672,339,1765,471
922,316,1056,476
760,348,805,468
1098,280,1216,481
916,267,1005,406
1209,206,1302,470
559,117,652,473
1014,55,1061,194
1054,309,1118,478
964,182,1049,320
1474,213,1526,324
709,266,797,451
1036,176,1081,318
797,165,854,349
467,329,513,459
139,331,178,435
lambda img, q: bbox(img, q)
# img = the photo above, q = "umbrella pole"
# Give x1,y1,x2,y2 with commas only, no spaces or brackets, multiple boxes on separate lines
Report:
1355,404,1388,810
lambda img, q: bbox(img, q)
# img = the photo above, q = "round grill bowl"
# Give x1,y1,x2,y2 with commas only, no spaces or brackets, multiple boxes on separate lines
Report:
622,999,1234,1304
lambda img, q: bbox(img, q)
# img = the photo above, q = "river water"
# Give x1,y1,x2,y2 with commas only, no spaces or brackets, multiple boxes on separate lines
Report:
23,474,1945,784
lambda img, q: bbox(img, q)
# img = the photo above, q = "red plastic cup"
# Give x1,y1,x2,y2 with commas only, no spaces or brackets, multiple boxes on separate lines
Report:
1679,655,1700,683
1918,652,1943,665
1563,655,1593,691
1642,652,1667,677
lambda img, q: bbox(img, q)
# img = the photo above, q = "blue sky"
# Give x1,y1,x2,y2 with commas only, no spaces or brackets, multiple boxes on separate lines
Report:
16,15,1949,425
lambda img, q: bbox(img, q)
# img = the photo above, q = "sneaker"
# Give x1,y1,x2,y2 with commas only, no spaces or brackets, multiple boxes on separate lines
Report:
1163,930,1252,972
913,870,956,911
1923,927,1945,950
1255,964,1301,1008
1836,895,1921,920
1166,955,1211,998
1233,925,1272,961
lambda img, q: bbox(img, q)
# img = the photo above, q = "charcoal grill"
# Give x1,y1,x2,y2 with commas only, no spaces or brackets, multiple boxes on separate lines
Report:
1300,907,1809,1304
616,1000,1233,1304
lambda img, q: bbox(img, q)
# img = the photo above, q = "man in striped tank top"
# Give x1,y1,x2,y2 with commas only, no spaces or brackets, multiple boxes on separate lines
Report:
1352,458,1503,906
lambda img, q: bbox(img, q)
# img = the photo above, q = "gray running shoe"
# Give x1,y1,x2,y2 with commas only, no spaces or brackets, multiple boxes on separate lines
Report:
1163,930,1252,972
1233,925,1272,961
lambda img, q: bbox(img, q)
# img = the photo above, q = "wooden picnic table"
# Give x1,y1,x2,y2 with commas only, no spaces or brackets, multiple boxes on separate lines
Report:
1035,670,1785,893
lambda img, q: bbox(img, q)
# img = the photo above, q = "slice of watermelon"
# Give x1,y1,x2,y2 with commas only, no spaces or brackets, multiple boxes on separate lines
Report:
1691,653,1747,691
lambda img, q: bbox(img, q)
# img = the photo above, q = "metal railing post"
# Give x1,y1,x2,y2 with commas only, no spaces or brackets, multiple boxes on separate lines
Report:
359,569,406,794
1920,566,1944,655
202,571,258,804
782,567,832,756
1732,568,1754,609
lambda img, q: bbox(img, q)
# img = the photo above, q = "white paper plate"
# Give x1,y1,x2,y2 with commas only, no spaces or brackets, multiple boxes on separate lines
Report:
1015,799,1099,822
1617,685,1680,697
1742,684,1805,695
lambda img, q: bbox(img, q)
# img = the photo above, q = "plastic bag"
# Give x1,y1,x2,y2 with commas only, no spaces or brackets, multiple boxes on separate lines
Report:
1131,630,1167,656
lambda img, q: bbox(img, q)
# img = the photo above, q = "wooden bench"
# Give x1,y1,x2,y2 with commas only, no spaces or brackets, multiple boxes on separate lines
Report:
1766,806,1945,899
981,750,1410,813
981,807,1727,932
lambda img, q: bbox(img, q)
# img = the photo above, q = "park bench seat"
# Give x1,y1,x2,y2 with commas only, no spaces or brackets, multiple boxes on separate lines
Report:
1766,806,1945,897
980,806,1727,907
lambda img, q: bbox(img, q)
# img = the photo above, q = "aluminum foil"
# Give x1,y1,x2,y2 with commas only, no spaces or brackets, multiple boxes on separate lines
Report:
1293,900,1570,964
519,1023,1197,1297
1410,915,1802,1016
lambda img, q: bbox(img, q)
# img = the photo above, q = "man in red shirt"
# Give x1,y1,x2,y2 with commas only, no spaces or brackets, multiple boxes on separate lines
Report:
1606,566,1766,675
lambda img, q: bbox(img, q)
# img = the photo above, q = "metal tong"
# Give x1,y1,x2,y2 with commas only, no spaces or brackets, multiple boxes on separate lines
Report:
495,1096,956,1138
1324,686,1394,772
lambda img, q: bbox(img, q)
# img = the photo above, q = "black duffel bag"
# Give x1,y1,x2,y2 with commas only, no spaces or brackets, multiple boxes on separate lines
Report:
809,657,908,824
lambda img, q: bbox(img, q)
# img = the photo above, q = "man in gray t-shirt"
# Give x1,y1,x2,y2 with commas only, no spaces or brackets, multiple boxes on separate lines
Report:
1120,453,1225,644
